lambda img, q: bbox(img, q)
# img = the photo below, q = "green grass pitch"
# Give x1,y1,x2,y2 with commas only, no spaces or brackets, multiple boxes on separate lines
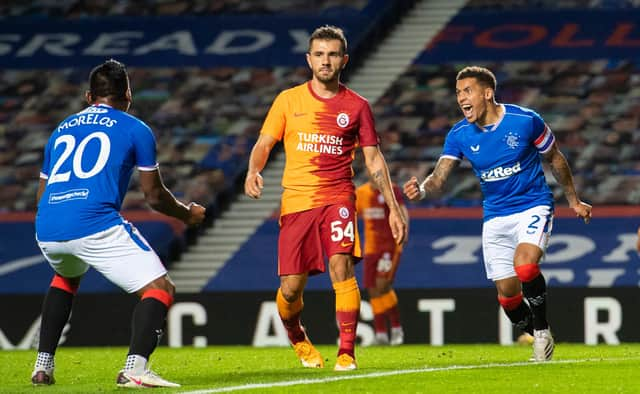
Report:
2,344,639,393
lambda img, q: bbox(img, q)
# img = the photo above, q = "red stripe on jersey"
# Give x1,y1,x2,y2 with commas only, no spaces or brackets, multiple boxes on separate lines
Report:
533,125,548,145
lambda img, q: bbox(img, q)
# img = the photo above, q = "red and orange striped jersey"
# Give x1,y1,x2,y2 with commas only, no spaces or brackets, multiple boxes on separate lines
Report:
261,82,379,215
355,182,405,255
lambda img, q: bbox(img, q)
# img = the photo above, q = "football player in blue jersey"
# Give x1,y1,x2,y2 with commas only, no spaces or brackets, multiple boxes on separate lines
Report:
404,66,591,361
31,59,206,388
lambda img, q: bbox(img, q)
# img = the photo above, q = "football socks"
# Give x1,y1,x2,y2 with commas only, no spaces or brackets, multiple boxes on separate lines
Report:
334,277,360,358
498,293,534,335
276,288,306,344
516,264,549,330
128,296,168,359
38,285,75,354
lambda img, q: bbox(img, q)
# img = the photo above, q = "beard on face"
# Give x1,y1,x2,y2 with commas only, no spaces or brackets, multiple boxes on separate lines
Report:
314,67,340,83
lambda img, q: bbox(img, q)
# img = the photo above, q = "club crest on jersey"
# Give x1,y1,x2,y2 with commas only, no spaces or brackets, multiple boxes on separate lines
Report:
336,113,350,128
504,131,520,149
339,206,350,219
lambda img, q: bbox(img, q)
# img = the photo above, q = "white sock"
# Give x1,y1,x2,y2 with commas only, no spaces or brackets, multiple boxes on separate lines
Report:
124,354,147,374
34,352,55,372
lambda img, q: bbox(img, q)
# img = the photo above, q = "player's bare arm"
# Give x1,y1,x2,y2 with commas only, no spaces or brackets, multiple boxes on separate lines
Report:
245,134,278,199
543,143,592,224
139,169,205,226
362,145,407,245
403,157,459,201
399,203,410,246
36,178,47,205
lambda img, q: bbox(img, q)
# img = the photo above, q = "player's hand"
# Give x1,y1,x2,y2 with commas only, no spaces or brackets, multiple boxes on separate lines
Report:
186,202,206,226
403,176,424,202
389,209,407,245
244,172,264,199
572,201,592,224
636,226,640,253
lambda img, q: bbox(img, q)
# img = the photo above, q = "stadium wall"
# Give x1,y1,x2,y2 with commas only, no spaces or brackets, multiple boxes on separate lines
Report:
1,288,637,349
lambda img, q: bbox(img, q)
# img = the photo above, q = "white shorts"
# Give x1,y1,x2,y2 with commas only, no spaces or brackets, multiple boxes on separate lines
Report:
37,222,167,293
482,205,553,281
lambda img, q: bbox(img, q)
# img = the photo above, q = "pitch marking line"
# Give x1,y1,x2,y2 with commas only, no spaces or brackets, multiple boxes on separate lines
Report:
180,357,635,393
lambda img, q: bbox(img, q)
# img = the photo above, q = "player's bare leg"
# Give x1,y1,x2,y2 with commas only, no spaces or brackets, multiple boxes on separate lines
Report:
32,274,82,386
116,275,180,388
278,274,324,368
330,254,359,371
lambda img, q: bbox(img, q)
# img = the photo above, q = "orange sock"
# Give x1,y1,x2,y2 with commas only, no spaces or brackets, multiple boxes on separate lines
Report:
276,288,305,344
370,295,387,334
334,277,360,357
383,290,401,328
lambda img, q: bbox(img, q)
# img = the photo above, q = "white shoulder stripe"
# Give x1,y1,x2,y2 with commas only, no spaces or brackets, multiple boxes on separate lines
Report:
138,163,159,171
451,123,471,133
505,112,533,119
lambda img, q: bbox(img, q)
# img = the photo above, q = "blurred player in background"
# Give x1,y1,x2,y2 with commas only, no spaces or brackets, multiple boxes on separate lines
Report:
244,25,406,371
404,66,591,361
355,180,408,345
31,59,205,388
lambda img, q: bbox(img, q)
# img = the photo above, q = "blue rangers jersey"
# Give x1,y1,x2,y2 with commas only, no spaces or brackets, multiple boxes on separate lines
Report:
442,104,555,221
36,104,158,241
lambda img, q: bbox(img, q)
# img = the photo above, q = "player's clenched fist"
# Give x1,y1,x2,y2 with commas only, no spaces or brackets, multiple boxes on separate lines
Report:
403,176,423,202
244,172,264,199
187,202,206,226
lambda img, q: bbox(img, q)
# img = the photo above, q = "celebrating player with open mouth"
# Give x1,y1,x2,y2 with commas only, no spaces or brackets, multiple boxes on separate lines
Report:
404,66,591,361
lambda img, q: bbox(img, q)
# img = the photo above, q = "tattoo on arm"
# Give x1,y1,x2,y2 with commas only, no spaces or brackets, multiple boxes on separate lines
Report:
371,169,386,192
547,148,578,205
423,158,457,195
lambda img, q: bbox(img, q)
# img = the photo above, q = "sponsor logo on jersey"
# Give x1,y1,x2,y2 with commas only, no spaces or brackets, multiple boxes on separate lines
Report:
470,144,480,153
363,207,385,220
48,188,89,203
296,132,344,155
480,162,522,182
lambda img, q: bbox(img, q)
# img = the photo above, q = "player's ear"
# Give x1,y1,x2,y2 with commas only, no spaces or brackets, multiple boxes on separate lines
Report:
306,52,312,69
485,88,493,100
341,53,349,69
85,90,92,104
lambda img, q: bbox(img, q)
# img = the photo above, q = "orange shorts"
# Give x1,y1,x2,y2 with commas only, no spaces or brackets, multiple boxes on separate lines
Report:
362,247,402,289
278,203,361,276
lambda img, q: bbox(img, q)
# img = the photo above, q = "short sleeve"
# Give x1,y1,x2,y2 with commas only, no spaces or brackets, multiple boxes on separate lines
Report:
357,101,379,147
132,122,158,171
531,112,555,154
441,129,463,160
40,134,54,179
260,91,287,141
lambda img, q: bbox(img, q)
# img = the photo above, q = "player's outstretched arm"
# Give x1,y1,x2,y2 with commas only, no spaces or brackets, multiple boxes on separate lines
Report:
543,143,592,224
362,145,407,245
403,157,458,202
244,134,278,200
139,169,206,226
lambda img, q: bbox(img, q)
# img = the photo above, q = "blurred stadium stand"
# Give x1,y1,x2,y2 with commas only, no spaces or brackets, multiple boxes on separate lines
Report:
0,0,638,294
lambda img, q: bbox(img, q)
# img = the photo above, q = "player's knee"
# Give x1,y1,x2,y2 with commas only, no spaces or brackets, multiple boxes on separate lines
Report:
279,286,302,302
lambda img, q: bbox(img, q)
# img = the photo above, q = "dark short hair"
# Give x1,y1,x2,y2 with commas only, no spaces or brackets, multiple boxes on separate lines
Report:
456,66,497,91
88,59,129,101
308,25,347,54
